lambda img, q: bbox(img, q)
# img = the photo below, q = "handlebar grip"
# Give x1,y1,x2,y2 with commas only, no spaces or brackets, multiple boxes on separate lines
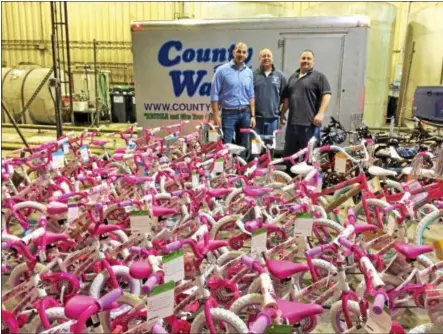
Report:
239,128,251,133
320,145,331,153
164,241,182,253
373,293,387,314
249,313,271,334
338,237,354,249
142,273,161,295
306,246,323,257
119,200,133,208
97,288,123,310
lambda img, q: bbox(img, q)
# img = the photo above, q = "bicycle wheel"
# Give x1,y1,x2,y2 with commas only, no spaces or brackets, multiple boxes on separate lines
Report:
329,300,361,334
190,307,248,333
415,210,443,265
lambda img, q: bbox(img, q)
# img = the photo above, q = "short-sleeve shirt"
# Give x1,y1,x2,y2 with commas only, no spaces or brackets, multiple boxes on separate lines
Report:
282,68,331,126
253,65,287,119
210,60,254,109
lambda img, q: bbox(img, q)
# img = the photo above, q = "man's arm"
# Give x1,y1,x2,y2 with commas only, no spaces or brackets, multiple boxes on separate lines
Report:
313,73,332,126
210,69,223,126
247,72,256,128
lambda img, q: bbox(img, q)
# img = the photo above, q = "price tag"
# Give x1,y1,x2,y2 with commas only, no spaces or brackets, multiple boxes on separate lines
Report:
434,240,443,260
214,158,224,174
192,172,199,188
389,146,401,160
80,145,89,163
386,214,397,236
130,210,152,234
294,213,314,237
163,250,185,282
147,280,175,322
51,150,65,168
63,142,70,154
68,202,79,223
316,173,323,193
334,153,348,174
264,324,293,334
251,139,261,155
126,138,137,153
364,296,392,334
251,228,267,258
208,130,218,142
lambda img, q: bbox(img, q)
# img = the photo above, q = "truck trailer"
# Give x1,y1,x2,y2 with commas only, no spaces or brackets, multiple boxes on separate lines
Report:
131,15,369,151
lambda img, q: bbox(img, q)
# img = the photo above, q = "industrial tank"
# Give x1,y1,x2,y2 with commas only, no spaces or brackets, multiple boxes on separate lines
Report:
303,2,397,127
1,66,67,125
399,5,443,122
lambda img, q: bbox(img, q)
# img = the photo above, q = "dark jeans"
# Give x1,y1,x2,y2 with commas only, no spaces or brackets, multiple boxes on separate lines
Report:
222,110,250,159
254,117,279,136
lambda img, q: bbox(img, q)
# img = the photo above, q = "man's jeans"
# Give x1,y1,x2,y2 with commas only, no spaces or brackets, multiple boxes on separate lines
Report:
222,110,250,159
254,117,279,136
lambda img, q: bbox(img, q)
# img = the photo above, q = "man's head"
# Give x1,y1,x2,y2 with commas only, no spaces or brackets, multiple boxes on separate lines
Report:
259,48,273,70
300,50,314,73
232,42,249,66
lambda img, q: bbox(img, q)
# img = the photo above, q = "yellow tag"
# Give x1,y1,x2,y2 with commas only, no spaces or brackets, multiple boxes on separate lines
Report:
433,240,443,260
251,139,261,155
208,130,218,142
334,153,348,174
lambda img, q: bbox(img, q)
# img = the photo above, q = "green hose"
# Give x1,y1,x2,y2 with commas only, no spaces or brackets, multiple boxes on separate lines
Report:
98,73,109,109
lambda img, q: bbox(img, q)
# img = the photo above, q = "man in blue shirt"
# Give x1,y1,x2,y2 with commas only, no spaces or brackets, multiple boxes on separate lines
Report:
210,42,255,158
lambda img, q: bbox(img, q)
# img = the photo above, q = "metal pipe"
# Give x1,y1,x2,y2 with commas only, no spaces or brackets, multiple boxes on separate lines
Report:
93,39,99,127
398,41,415,126
51,32,63,138
64,1,74,125
1,100,30,148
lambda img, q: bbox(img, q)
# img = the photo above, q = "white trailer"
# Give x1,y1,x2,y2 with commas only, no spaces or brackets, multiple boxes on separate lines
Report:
131,16,369,151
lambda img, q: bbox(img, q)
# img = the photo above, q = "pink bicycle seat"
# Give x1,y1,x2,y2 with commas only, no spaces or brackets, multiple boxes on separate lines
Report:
46,202,68,215
94,225,121,235
255,168,268,176
354,224,378,235
90,140,109,147
44,232,69,244
277,299,323,324
129,260,152,280
152,206,177,217
394,242,433,260
208,188,232,198
266,260,309,280
64,295,97,319
243,186,273,198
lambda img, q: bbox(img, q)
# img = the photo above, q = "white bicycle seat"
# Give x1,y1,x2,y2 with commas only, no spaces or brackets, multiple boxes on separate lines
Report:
402,167,435,178
368,166,398,177
290,162,315,176
225,143,245,155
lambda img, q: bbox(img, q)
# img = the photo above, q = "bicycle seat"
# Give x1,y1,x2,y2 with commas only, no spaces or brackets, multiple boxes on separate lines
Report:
368,166,397,177
129,260,152,280
46,202,68,215
64,295,97,319
152,206,178,217
277,299,324,324
44,232,69,245
394,242,433,260
354,224,378,235
243,186,272,197
90,140,110,147
402,167,435,178
290,163,315,176
94,225,121,236
266,260,309,280
208,188,233,198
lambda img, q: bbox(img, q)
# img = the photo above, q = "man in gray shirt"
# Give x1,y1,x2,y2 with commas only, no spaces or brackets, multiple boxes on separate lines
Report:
253,48,287,136
281,50,331,157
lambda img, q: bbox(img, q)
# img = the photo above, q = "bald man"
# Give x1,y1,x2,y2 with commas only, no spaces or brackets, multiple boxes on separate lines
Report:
253,48,287,136
210,42,255,159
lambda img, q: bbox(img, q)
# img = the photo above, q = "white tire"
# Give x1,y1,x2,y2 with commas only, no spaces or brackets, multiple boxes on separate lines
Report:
191,307,248,333
8,262,48,288
409,323,443,334
329,300,361,334
229,293,263,314
210,215,242,239
25,307,68,333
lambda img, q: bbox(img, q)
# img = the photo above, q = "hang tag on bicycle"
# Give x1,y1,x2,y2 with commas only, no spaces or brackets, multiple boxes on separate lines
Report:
368,176,382,195
214,158,224,174
163,250,185,282
192,172,199,188
63,142,70,154
386,213,397,236
125,205,135,213
182,140,187,154
126,136,137,153
433,240,443,260
147,280,175,322
130,210,152,234
316,173,323,193
208,130,218,142
294,213,314,237
251,228,267,258
364,295,392,334
334,153,348,174
80,145,89,163
52,150,65,169
68,202,80,223
251,139,261,155
264,324,293,334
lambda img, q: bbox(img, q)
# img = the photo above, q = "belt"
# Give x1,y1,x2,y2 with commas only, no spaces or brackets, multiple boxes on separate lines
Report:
222,107,250,112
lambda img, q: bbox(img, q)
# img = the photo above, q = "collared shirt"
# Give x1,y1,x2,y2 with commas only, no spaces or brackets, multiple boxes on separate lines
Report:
282,68,331,126
210,60,254,109
253,65,287,119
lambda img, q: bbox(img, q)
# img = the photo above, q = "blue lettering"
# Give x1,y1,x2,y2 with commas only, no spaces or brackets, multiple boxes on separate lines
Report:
199,82,211,97
158,40,182,67
196,49,211,62
169,70,207,97
182,49,195,63
212,48,227,63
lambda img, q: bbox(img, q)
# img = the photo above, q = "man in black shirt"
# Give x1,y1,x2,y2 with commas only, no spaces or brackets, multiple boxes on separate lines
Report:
253,49,287,136
281,50,331,157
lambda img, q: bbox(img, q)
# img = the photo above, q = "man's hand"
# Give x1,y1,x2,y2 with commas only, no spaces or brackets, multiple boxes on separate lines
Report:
213,113,221,127
313,113,324,126
279,113,287,127
250,116,256,128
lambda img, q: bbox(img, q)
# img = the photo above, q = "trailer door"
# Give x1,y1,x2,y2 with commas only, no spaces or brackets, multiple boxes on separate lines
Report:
277,33,345,151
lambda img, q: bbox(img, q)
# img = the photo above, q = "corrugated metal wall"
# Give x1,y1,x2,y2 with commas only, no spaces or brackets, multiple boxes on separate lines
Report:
2,1,442,86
